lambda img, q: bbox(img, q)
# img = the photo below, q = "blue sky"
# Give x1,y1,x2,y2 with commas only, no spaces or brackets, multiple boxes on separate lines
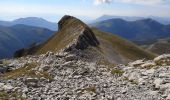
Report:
0,0,170,22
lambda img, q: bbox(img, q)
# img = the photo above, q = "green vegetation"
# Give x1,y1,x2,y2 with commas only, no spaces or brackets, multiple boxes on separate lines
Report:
0,62,53,81
82,87,96,93
0,91,8,100
76,86,96,97
2,60,10,66
97,59,115,69
130,79,138,85
123,77,138,85
1,62,38,79
0,91,26,100
92,28,156,61
111,69,124,76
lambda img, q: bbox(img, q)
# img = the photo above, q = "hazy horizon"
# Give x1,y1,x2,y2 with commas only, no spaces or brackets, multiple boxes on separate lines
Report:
1,14,170,23
0,0,170,22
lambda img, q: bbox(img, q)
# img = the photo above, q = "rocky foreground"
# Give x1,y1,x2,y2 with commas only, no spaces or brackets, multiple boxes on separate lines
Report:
0,48,170,100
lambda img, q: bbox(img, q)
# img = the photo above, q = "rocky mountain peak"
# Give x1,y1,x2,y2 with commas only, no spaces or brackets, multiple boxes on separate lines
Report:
58,15,74,30
58,15,100,51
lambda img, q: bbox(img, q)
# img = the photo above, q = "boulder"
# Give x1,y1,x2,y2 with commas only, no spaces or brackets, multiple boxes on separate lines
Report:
149,91,158,96
65,54,77,61
154,54,170,66
0,65,13,73
0,60,3,64
2,84,14,92
45,51,54,57
128,59,145,67
61,61,74,67
39,65,51,72
141,61,156,68
167,95,170,100
128,72,140,80
25,77,39,87
153,78,163,89
159,73,170,78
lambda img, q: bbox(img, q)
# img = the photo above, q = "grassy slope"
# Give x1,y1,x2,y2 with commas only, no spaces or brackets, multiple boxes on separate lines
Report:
93,28,156,63
146,38,170,55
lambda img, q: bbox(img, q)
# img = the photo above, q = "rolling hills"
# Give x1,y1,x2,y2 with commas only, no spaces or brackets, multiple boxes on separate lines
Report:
91,18,170,45
0,17,57,31
0,25,54,59
15,15,156,64
94,15,170,25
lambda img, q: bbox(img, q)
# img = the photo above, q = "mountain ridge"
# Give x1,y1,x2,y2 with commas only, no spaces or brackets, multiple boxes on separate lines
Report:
14,15,156,64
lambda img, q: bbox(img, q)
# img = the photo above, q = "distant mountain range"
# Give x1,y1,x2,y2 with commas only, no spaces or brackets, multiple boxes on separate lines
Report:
0,17,57,31
91,18,170,45
0,25,54,59
94,15,170,25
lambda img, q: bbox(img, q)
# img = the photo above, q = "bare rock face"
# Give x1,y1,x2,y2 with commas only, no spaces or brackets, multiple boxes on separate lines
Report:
65,27,100,51
75,27,100,49
14,48,25,58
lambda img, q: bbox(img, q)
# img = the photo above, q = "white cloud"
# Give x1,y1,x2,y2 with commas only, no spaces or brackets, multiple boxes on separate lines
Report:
114,0,166,5
94,0,112,5
93,0,167,5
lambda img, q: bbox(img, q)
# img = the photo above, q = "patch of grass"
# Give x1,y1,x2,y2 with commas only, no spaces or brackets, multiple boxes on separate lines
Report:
2,60,10,66
0,62,53,81
77,86,96,96
83,87,96,93
97,57,115,69
130,80,138,85
155,58,170,66
24,70,53,81
0,91,26,100
0,91,8,100
123,77,138,85
111,69,124,76
0,62,38,79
